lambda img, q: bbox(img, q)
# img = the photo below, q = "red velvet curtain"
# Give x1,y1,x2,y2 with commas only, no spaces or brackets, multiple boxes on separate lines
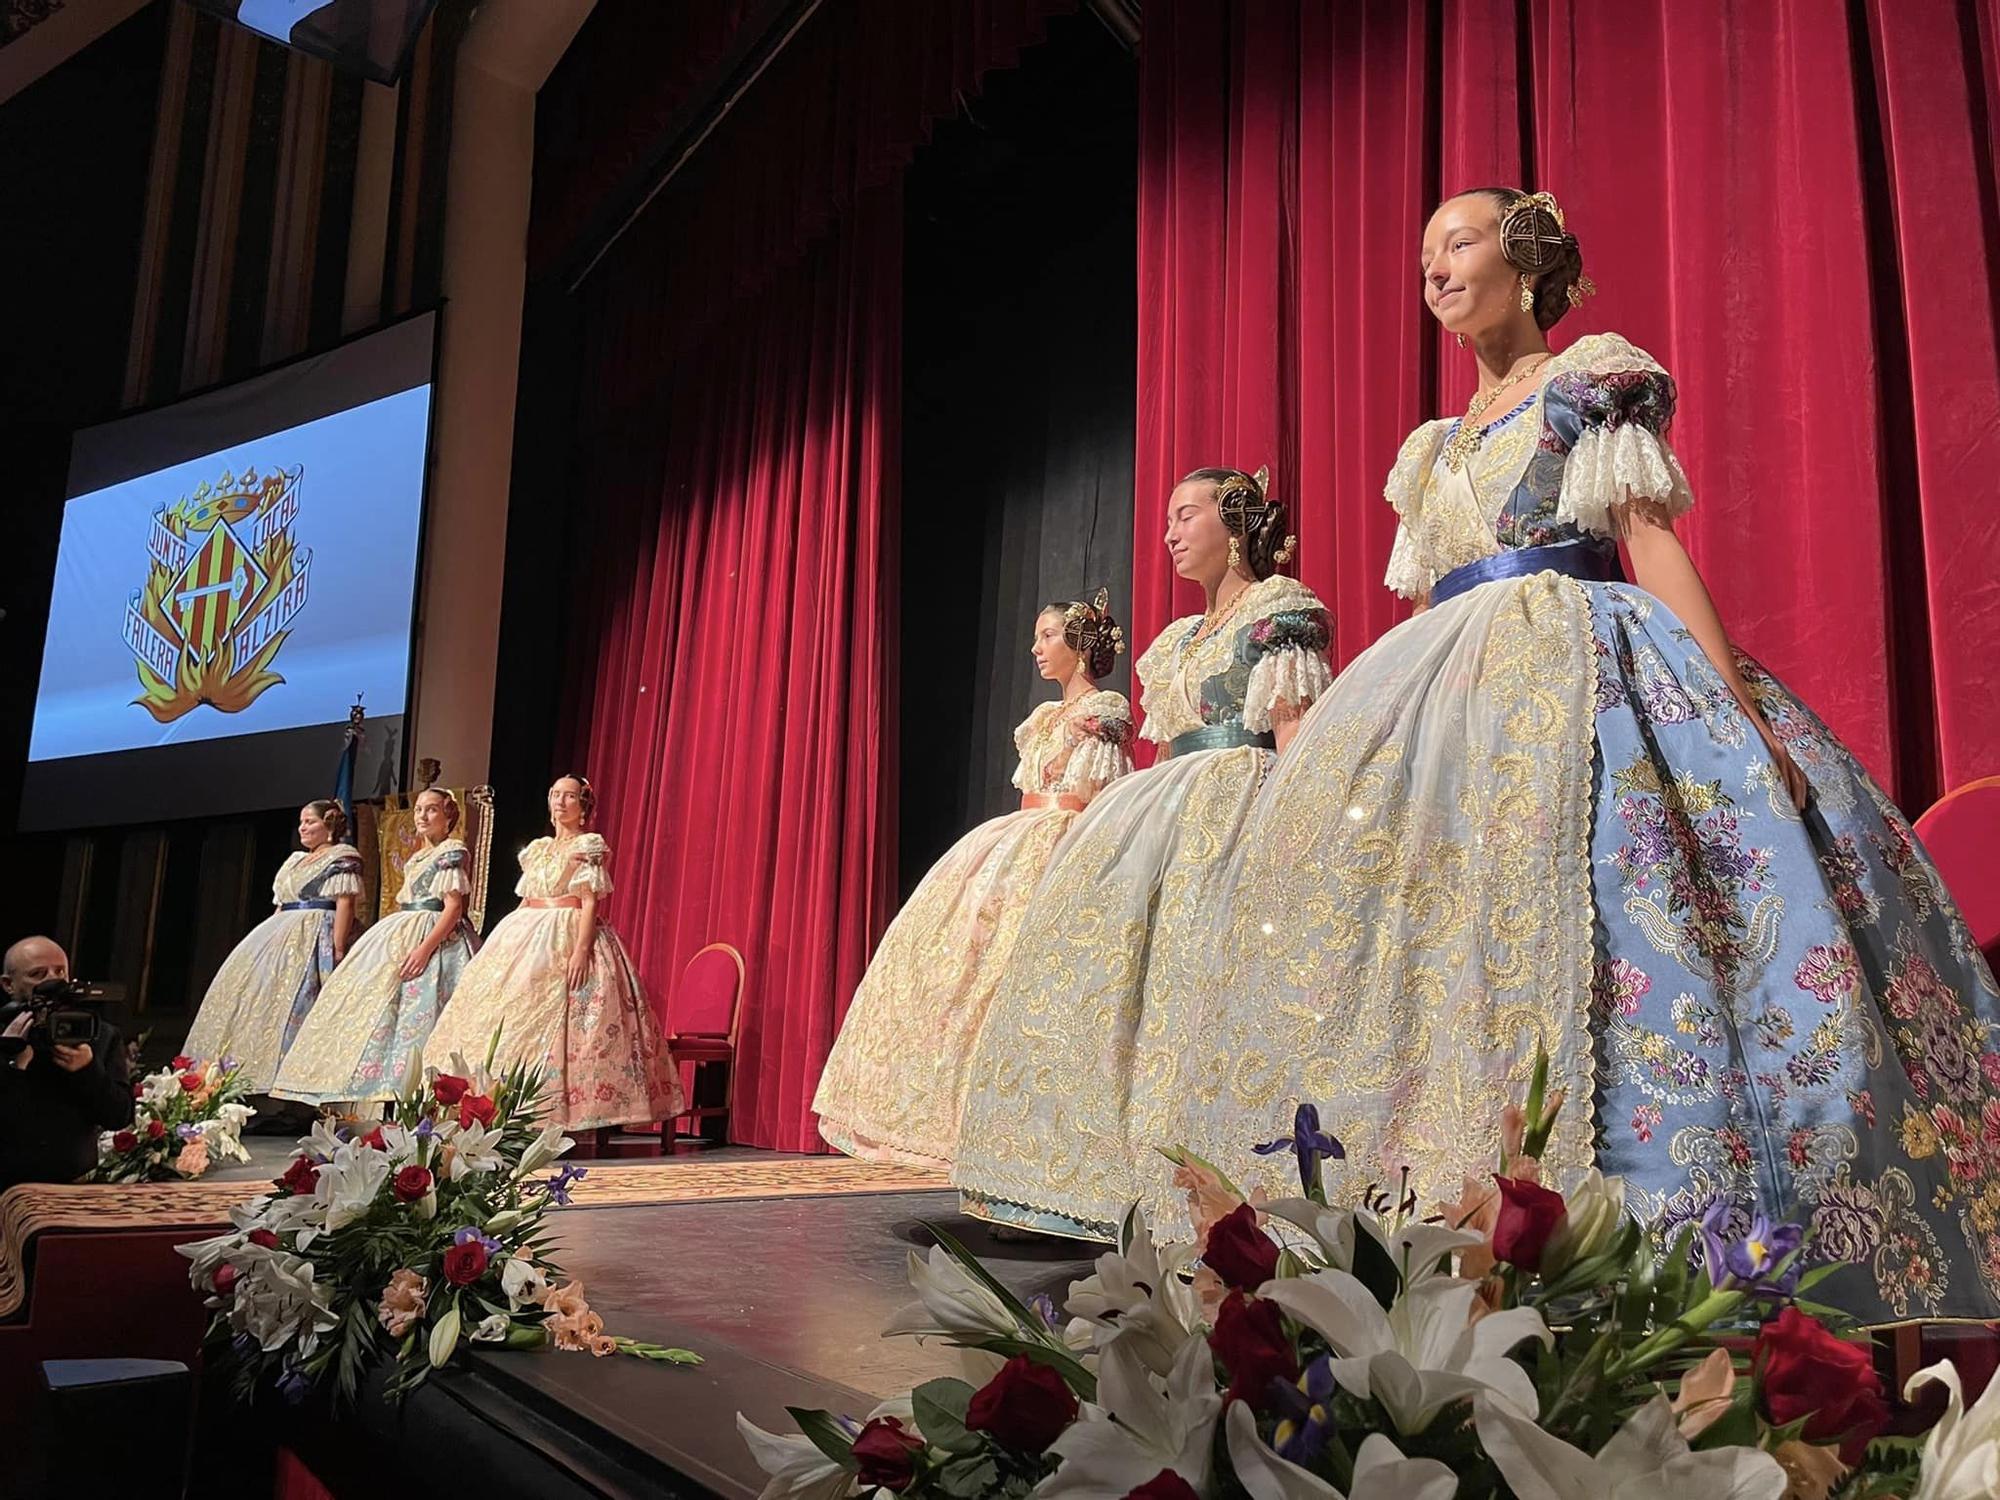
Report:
555,1,1064,1151
1134,0,2000,808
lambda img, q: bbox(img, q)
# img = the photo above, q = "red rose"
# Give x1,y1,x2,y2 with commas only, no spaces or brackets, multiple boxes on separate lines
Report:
1492,1174,1568,1272
358,1126,388,1151
1207,1290,1298,1409
393,1165,434,1203
213,1263,238,1296
1126,1474,1200,1500
178,1071,205,1093
849,1416,924,1492
965,1355,1079,1453
131,1082,145,1099
457,1093,497,1129
433,1073,471,1106
111,1129,138,1152
276,1156,320,1196
442,1240,489,1286
1756,1306,1889,1464
1203,1202,1280,1291
170,1055,193,1070
145,1119,166,1140
248,1228,279,1248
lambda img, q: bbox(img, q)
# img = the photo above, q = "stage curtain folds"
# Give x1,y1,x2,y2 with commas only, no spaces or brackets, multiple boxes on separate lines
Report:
1134,0,2000,807
555,1,1066,1151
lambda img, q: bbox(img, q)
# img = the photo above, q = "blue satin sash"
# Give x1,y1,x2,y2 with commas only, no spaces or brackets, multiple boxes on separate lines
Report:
1430,540,1624,608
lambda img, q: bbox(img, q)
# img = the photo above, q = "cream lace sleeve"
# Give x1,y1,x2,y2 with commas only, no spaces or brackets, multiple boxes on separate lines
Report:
1380,420,1451,599
1058,694,1135,797
568,832,613,896
1241,583,1335,733
318,846,365,898
430,841,472,898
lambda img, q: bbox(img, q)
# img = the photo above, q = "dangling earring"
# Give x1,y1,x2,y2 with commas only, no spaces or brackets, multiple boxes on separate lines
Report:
1455,333,1467,348
1519,276,1535,313
1227,535,1242,570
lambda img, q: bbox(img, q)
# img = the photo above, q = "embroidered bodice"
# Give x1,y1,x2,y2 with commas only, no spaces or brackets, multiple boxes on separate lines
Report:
1384,331,1694,600
514,833,612,899
1134,573,1334,745
1009,689,1135,798
394,838,472,905
273,843,364,905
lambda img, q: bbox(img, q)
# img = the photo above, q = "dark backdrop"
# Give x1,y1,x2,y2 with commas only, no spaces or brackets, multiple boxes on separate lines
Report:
898,12,1137,895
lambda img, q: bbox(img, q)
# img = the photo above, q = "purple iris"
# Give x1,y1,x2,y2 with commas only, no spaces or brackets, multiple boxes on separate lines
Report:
454,1226,502,1255
177,1123,202,1141
277,1367,313,1405
1252,1103,1346,1200
1029,1293,1061,1331
544,1162,588,1206
220,1055,239,1072
1700,1200,1804,1300
1268,1356,1338,1465
414,1117,437,1140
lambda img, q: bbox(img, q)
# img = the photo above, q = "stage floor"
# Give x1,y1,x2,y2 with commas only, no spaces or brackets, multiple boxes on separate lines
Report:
453,1186,1096,1497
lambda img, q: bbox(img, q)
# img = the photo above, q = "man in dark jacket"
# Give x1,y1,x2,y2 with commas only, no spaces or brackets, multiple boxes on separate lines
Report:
0,937,132,1191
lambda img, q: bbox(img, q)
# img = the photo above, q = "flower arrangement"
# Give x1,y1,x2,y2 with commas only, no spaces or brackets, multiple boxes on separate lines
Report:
740,1055,1998,1499
178,1047,700,1405
91,1054,252,1182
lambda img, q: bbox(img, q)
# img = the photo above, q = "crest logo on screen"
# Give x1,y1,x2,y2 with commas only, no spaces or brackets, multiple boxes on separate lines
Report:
120,464,312,721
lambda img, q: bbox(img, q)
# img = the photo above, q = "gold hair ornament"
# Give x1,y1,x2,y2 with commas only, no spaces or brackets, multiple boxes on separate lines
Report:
1063,587,1126,661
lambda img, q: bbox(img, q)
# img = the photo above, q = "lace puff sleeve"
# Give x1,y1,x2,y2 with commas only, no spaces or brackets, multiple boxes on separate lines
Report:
1242,597,1335,733
568,833,613,896
1059,695,1135,796
1009,703,1060,795
1381,420,1450,600
430,841,472,898
1134,622,1195,746
1546,333,1694,537
318,846,365,898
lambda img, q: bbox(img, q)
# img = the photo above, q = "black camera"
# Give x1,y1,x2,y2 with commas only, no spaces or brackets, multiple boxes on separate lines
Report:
0,978,109,1053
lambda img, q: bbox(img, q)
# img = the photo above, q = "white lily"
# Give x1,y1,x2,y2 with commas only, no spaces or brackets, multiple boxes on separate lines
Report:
736,1395,911,1500
470,1313,512,1344
1261,1201,1482,1288
1259,1269,1548,1434
1475,1391,1786,1500
140,1070,183,1108
881,1245,1018,1341
312,1141,394,1232
1035,1333,1221,1497
1543,1169,1627,1276
227,1247,340,1355
1064,1205,1201,1374
1905,1358,2000,1500
303,1116,346,1163
515,1121,573,1177
501,1255,549,1310
1224,1401,1458,1500
445,1120,506,1179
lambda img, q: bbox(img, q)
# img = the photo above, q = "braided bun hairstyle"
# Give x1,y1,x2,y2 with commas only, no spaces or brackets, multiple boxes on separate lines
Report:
305,798,349,845
1182,465,1296,580
1052,590,1125,680
1462,186,1591,331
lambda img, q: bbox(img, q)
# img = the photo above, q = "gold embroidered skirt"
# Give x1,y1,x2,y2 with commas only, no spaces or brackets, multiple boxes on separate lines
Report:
951,745,1274,1240
814,805,1078,1168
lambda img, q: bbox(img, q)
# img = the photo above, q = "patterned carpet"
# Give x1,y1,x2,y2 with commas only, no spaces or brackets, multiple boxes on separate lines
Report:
0,1156,948,1319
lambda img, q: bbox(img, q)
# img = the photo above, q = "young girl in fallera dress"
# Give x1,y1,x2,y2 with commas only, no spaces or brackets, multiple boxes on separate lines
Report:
185,800,363,1091
1187,188,2000,1326
814,593,1135,1167
423,776,681,1133
272,787,479,1108
951,471,1335,1241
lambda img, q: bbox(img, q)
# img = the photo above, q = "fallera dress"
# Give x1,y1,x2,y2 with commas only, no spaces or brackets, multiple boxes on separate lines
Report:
422,832,682,1132
1187,332,2000,1324
185,843,365,1090
814,689,1134,1167
270,838,478,1106
951,572,1335,1240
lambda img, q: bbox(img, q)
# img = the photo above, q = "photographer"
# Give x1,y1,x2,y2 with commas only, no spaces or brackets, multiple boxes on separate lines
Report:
0,937,132,1192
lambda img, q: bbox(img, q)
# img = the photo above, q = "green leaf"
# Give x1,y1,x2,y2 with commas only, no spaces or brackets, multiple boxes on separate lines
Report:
1350,1213,1401,1309
786,1408,860,1473
913,1378,981,1455
936,1453,1000,1497
1689,1388,1759,1450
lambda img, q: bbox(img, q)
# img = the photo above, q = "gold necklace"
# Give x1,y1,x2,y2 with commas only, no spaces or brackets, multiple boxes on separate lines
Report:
1183,580,1255,655
1440,353,1551,473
